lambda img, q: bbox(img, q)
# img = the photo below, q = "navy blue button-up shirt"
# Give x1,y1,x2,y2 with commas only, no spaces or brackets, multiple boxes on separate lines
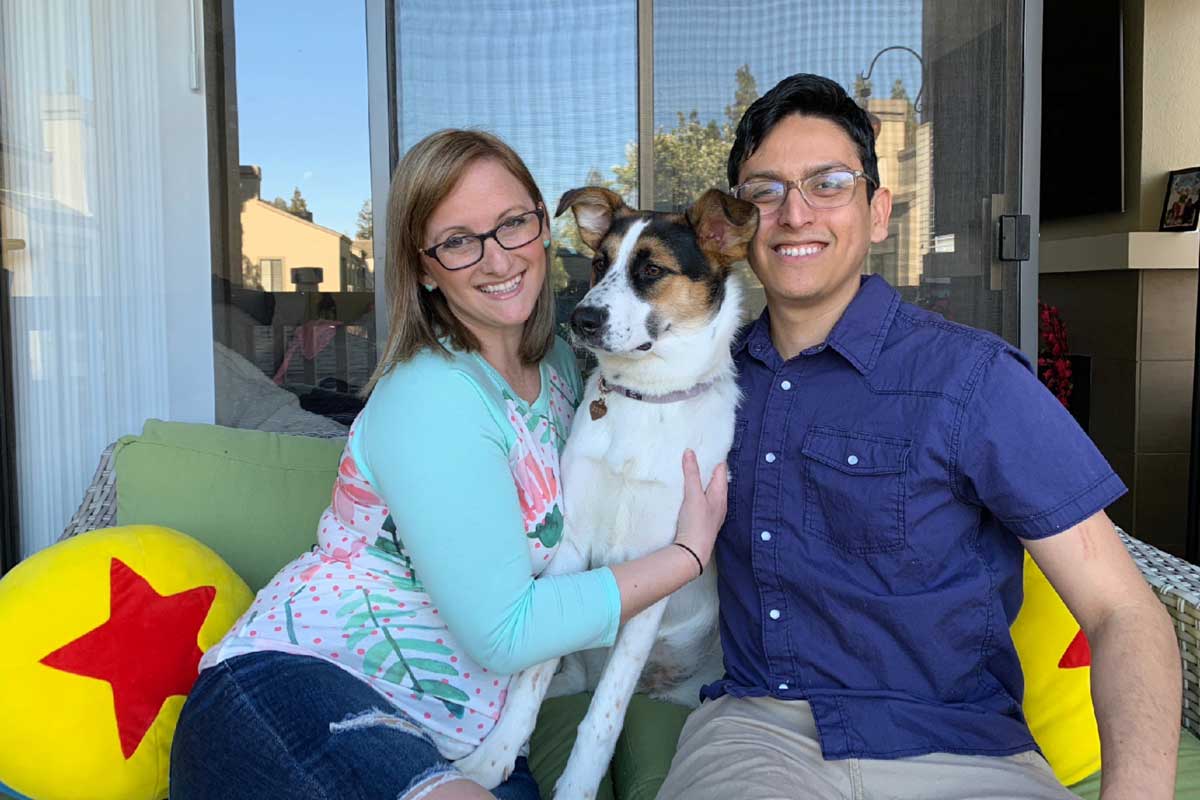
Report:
704,275,1126,761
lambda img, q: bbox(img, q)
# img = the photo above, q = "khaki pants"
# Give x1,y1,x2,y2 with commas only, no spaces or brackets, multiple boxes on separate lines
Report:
656,695,1076,800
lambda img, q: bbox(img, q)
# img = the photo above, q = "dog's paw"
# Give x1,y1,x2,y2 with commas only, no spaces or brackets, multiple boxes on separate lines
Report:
454,740,517,791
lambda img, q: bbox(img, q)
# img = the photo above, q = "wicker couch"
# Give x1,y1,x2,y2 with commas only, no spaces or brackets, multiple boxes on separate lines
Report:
58,427,1200,798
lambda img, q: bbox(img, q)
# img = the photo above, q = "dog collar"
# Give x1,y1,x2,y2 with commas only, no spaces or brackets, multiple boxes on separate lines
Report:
589,376,719,420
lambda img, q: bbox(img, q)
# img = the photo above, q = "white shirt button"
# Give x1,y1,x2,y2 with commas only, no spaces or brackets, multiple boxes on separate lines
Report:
780,380,792,391
765,452,776,463
760,531,772,542
778,683,789,691
769,609,781,620
847,454,859,466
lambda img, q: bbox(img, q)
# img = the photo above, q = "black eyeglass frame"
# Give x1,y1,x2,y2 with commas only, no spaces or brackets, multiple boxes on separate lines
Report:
421,207,546,271
730,169,878,211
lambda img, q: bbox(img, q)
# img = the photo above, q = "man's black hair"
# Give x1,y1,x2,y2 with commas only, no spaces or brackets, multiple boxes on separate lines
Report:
727,73,879,200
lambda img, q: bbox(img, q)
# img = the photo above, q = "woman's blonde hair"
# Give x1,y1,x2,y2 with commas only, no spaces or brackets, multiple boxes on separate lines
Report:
363,129,556,395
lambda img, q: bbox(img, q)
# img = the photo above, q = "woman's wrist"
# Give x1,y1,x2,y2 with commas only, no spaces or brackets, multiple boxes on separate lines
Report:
672,541,703,578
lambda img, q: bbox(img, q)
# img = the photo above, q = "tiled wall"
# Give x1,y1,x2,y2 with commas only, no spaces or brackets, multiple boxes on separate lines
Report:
1040,269,1197,555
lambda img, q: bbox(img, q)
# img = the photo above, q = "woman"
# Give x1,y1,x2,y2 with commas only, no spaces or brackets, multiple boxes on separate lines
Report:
170,129,728,800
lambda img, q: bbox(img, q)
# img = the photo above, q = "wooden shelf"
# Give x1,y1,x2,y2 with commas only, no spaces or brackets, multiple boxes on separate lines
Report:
1040,231,1199,273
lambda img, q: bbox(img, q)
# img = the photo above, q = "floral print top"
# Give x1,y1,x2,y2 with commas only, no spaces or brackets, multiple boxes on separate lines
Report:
201,338,621,758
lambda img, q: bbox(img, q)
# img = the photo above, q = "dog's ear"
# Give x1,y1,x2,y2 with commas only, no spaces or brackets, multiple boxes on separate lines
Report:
686,189,760,267
555,187,629,252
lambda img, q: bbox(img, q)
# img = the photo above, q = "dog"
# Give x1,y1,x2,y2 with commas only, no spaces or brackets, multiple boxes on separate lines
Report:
454,186,757,799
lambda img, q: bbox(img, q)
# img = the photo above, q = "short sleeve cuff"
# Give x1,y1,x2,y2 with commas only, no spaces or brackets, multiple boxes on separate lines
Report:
1002,471,1128,540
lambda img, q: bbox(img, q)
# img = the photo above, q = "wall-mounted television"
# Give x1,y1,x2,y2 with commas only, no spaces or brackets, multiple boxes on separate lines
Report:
1039,0,1125,220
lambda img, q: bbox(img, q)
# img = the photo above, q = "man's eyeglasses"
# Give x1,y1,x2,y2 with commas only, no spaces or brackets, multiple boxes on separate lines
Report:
422,208,545,270
731,169,876,213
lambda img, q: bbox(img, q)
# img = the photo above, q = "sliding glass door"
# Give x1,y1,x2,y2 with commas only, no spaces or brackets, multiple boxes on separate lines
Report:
369,0,1034,347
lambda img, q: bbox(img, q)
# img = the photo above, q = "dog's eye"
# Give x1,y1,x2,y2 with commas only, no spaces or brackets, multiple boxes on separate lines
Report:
592,257,608,281
641,262,664,279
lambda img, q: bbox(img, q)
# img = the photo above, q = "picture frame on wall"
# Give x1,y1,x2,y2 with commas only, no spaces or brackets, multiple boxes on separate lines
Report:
1158,166,1200,232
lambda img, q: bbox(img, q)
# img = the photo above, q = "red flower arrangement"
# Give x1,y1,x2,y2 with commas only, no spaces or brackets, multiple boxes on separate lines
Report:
1038,302,1073,408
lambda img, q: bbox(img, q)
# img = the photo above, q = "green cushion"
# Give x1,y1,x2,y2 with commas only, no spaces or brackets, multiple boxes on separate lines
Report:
113,420,344,592
1067,728,1200,799
609,695,690,800
531,694,616,800
531,693,689,800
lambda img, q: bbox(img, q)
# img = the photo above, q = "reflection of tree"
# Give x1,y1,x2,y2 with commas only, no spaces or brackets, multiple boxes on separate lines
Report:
242,255,262,290
610,65,758,212
271,187,310,218
356,199,373,239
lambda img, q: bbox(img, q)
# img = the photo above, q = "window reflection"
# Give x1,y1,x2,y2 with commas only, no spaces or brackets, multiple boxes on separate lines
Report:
393,0,638,346
213,1,376,434
652,0,1021,342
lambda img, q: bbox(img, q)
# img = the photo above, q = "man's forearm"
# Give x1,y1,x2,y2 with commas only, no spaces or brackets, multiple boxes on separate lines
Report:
1088,600,1180,799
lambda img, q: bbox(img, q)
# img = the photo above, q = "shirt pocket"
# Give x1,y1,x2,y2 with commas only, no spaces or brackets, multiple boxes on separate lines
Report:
800,426,911,554
726,418,749,522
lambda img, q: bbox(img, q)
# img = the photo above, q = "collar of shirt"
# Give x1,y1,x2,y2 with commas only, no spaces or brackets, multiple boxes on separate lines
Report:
735,274,901,374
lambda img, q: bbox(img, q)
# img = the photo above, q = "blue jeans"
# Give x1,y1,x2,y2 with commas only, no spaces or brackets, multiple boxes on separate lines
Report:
170,651,540,800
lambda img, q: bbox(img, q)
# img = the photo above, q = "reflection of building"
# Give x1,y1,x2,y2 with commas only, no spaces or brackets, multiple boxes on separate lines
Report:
237,166,370,293
864,96,932,293
0,91,96,304
40,92,93,217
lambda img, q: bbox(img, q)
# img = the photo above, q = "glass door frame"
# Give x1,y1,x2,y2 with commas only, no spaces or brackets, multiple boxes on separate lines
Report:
0,189,19,576
366,0,394,348
1020,0,1042,360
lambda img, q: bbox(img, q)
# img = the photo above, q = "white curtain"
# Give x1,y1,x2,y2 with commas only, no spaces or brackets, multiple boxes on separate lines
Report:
0,0,214,557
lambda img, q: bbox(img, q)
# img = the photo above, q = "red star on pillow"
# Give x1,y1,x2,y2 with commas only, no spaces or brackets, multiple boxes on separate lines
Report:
1059,628,1092,669
40,558,216,758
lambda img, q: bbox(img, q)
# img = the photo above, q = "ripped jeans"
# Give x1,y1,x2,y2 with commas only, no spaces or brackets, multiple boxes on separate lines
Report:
170,651,539,800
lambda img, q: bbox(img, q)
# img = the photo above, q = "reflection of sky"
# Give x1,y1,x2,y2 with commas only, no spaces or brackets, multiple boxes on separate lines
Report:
235,1,372,238
235,1,921,237
396,1,638,213
398,0,921,210
654,0,922,129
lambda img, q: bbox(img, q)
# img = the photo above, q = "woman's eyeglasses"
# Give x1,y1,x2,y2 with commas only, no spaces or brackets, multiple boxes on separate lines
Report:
422,208,545,270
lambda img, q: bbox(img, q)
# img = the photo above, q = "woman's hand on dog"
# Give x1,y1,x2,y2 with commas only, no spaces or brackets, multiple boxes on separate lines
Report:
674,448,728,573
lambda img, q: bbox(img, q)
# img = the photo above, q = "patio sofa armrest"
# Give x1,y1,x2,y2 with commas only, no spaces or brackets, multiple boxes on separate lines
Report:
1119,528,1200,733
59,442,119,540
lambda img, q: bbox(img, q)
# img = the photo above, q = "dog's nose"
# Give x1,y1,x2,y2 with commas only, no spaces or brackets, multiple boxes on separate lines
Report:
570,305,608,339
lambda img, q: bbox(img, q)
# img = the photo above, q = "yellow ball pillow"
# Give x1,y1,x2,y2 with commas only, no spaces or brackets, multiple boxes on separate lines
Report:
0,525,253,800
1010,551,1101,786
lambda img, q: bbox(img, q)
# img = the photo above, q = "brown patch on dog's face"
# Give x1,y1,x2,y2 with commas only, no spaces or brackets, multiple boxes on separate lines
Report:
636,237,716,330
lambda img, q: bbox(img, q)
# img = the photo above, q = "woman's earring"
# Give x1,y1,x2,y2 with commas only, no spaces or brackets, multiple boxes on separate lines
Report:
543,239,551,248
422,283,436,293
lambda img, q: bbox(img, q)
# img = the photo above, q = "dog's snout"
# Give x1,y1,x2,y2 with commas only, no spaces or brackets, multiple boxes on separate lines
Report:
571,305,608,339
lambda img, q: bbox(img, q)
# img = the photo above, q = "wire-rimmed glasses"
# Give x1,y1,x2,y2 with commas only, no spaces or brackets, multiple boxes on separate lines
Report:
731,169,876,213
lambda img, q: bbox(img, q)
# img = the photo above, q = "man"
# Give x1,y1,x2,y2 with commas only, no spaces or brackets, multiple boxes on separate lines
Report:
658,73,1180,800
